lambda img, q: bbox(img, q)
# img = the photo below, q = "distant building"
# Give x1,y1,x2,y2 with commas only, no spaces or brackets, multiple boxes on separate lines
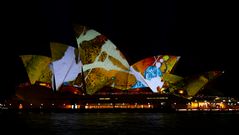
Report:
16,25,223,105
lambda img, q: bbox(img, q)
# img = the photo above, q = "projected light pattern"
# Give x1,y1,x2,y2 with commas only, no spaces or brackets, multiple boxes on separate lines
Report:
182,71,223,96
162,73,184,92
130,55,180,92
20,55,52,84
74,25,135,94
18,24,223,98
50,42,82,91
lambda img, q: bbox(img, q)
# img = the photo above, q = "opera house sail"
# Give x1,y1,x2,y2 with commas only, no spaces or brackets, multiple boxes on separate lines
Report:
20,55,52,87
73,25,136,94
130,55,180,93
50,42,82,91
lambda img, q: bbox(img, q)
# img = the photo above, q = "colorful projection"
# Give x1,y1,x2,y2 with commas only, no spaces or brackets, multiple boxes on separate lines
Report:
74,25,134,94
19,25,222,97
20,55,52,85
50,42,82,91
130,55,180,93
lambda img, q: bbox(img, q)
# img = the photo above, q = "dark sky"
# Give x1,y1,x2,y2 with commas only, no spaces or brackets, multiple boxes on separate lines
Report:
2,0,237,98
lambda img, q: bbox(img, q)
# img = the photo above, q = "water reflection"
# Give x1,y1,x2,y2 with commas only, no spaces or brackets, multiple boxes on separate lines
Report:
1,112,239,135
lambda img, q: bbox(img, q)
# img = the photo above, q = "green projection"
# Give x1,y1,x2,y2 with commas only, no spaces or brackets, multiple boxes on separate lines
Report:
20,55,52,85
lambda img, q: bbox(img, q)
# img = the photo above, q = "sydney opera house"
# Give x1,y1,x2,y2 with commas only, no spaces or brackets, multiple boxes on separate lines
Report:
3,25,234,112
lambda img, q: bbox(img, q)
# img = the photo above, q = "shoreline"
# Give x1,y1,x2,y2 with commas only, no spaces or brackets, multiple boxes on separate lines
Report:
1,108,239,113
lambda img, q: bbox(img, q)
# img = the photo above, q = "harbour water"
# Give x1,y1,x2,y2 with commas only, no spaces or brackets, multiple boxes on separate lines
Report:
1,111,238,135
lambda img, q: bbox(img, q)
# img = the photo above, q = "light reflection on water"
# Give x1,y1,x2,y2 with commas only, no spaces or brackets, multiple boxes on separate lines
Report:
1,112,239,135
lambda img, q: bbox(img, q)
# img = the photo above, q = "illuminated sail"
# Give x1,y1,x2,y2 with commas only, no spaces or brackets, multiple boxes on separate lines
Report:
130,55,180,93
20,55,52,85
50,42,82,91
163,73,184,92
181,71,223,96
73,25,135,94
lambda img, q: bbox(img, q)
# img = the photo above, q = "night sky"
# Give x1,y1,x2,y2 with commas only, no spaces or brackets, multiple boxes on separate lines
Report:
2,0,237,98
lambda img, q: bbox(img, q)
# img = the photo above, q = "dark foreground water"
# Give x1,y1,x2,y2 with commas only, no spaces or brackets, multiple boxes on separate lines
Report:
1,111,239,135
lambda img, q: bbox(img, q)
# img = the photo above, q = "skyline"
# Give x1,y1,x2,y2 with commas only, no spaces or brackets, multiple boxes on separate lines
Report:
2,0,237,97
